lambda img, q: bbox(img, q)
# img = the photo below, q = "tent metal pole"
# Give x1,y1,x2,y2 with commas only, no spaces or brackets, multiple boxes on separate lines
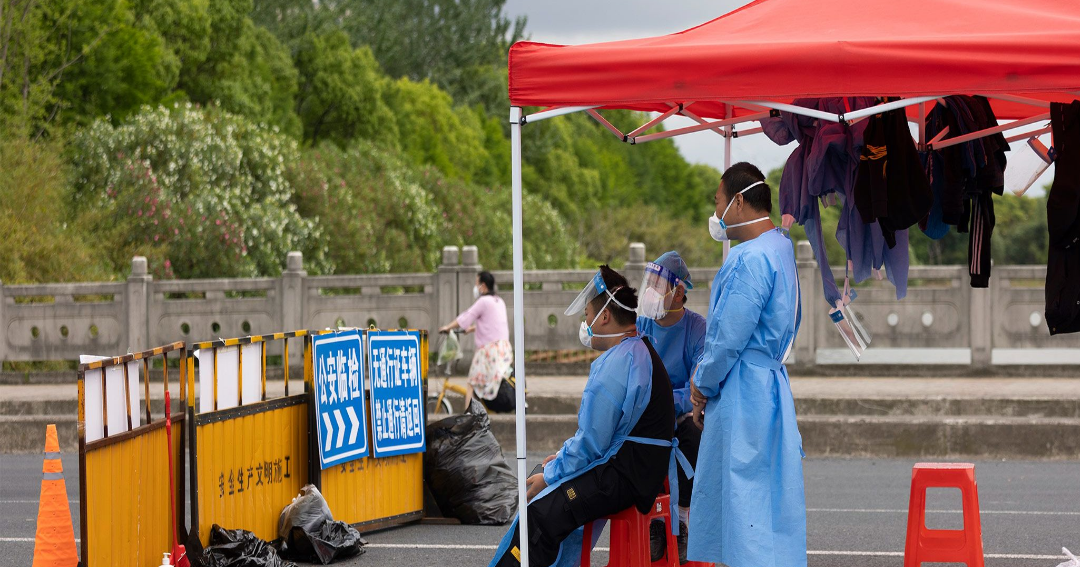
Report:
723,103,732,265
918,102,926,149
634,111,770,143
842,96,939,122
524,105,597,123
734,100,841,123
674,104,728,138
509,105,530,567
980,93,1052,109
1005,125,1051,144
587,109,626,140
931,112,1050,150
734,126,763,138
627,103,691,138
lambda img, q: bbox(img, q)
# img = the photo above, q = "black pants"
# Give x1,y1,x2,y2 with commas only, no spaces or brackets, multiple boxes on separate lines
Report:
492,460,636,567
484,379,516,413
674,415,701,508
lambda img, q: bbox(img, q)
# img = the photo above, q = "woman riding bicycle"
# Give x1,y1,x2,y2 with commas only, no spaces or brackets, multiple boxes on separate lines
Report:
438,271,516,413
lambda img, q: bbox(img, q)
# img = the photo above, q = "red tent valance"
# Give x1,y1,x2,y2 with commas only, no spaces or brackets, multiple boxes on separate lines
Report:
508,0,1080,120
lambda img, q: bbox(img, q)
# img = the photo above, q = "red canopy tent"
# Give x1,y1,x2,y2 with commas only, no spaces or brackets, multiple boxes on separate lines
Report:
501,3,1080,562
508,0,1080,120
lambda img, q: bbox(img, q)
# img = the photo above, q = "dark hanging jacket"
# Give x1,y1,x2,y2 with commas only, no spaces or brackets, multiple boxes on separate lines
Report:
853,107,933,249
1045,100,1080,335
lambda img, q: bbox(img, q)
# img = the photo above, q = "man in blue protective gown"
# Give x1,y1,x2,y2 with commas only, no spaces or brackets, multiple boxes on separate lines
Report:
636,251,707,564
489,265,676,567
688,162,807,567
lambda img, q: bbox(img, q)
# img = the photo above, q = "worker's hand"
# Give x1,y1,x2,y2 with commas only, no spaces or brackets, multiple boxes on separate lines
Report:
438,325,451,334
690,381,706,430
466,325,477,334
543,454,557,466
526,473,547,500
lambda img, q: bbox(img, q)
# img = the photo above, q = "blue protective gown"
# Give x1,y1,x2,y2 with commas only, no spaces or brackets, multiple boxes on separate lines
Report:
688,229,807,567
488,336,658,567
636,310,708,416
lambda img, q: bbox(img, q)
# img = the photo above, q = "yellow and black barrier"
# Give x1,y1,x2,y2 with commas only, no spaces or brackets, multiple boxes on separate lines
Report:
185,331,315,544
309,329,428,530
77,341,187,567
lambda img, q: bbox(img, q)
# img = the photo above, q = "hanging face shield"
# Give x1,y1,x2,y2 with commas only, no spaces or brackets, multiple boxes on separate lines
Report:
1005,136,1055,197
566,272,635,349
637,262,686,320
829,263,873,361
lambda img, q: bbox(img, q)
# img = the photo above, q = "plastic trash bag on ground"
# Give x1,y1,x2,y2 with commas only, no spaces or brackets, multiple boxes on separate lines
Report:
436,330,463,374
276,484,366,565
197,525,296,567
277,485,333,539
424,400,517,525
1056,547,1079,567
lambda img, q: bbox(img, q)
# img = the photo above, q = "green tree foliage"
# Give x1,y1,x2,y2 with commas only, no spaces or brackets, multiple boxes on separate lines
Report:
70,103,327,278
251,0,525,113
0,137,107,283
293,30,394,146
290,140,576,273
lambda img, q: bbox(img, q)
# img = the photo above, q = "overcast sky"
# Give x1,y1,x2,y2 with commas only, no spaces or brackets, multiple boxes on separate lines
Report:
501,0,1053,194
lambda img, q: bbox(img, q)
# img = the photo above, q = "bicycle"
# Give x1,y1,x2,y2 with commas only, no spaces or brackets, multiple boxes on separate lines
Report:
426,330,516,415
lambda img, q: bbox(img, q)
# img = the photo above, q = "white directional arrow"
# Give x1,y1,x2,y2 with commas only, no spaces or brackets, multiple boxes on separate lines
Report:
322,412,333,452
334,409,346,449
346,406,360,445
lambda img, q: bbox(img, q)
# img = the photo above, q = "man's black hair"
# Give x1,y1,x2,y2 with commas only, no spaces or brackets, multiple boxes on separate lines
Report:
478,271,496,295
720,161,772,214
589,265,638,326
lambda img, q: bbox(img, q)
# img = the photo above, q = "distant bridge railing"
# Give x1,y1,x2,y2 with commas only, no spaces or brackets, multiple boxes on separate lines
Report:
3,242,1077,371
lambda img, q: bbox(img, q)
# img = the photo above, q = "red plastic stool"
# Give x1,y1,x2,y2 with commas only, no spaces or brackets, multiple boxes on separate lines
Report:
904,463,985,567
580,491,712,567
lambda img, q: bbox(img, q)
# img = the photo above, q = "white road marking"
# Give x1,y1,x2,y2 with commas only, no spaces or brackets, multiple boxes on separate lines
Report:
364,544,1065,560
808,507,1080,516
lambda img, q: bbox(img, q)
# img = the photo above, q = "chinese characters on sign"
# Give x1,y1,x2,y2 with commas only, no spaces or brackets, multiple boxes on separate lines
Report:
218,456,292,498
312,330,369,468
368,331,426,457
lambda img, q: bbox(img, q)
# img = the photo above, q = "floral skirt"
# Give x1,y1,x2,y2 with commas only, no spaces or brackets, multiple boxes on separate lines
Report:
468,340,513,401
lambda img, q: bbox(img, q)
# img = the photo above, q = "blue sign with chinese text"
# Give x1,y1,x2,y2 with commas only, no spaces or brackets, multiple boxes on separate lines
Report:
312,330,369,468
367,330,426,457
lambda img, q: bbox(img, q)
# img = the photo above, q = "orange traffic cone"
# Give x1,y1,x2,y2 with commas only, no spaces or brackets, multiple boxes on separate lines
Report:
31,424,78,567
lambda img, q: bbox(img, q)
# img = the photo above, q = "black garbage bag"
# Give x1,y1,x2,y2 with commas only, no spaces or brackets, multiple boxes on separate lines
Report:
197,525,296,567
282,520,366,565
276,484,366,564
424,401,517,524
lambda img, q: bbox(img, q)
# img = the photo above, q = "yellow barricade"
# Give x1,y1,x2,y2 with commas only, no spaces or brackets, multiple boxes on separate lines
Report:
185,331,313,544
78,342,188,567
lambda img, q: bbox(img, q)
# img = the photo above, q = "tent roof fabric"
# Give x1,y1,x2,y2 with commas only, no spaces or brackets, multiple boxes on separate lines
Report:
508,0,1080,120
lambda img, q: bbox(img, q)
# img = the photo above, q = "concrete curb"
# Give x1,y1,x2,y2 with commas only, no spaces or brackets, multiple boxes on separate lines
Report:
484,414,1080,460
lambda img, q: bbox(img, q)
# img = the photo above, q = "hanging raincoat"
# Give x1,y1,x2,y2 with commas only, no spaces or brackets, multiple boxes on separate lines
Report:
488,336,684,567
688,228,807,567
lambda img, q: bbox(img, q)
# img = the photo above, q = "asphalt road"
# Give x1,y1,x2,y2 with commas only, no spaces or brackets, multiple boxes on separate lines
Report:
2,453,1078,567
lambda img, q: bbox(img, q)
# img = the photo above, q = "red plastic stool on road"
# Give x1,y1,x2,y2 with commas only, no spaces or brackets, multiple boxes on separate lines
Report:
904,463,985,567
580,490,712,567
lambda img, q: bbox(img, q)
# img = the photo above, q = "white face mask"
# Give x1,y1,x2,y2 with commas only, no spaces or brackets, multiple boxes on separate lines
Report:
578,290,632,349
638,286,677,320
710,180,771,242
473,285,480,300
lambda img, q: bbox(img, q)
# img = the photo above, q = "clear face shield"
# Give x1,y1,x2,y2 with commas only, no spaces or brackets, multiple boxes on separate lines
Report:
637,262,683,320
829,268,872,361
1005,136,1054,197
566,271,610,317
567,271,635,348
